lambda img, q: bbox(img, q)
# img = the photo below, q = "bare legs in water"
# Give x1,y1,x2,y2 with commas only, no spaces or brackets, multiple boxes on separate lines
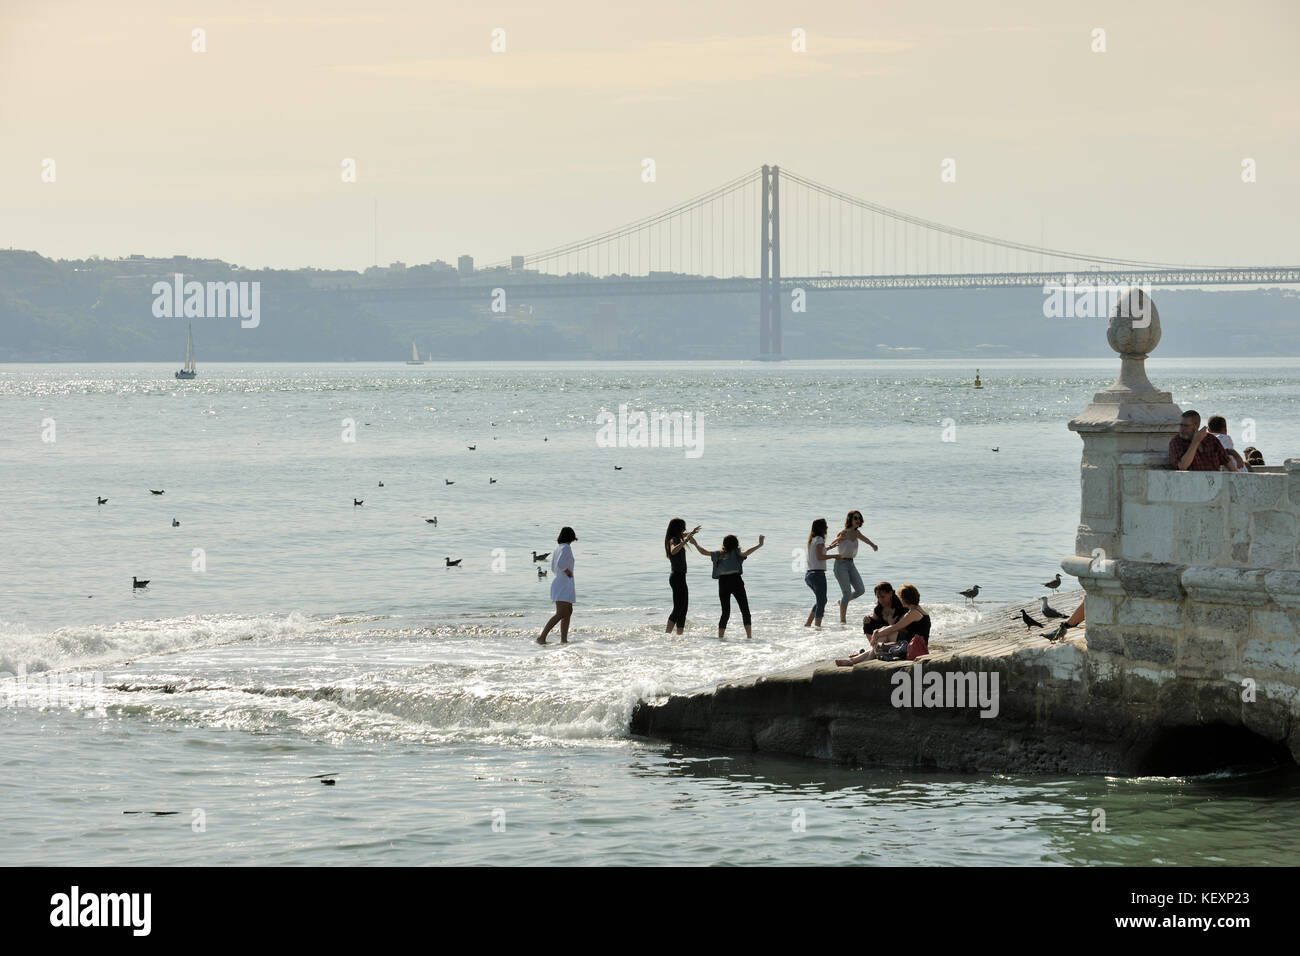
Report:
537,601,573,644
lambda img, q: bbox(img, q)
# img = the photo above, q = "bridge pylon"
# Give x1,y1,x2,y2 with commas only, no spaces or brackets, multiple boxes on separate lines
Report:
760,165,782,357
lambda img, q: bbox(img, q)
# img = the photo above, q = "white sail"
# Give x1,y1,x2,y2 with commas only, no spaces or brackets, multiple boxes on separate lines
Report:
185,325,196,373
411,340,419,362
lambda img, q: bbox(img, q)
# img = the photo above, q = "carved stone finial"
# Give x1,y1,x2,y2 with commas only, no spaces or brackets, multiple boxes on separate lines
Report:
1070,289,1180,427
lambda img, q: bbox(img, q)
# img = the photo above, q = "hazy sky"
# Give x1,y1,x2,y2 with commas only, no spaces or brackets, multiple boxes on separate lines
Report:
3,0,1297,271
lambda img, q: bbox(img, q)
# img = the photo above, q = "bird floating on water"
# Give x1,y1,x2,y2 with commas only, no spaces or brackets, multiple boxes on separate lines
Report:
614,466,622,471
1018,608,1044,630
150,489,165,495
533,551,550,562
378,481,384,487
1042,573,1061,593
537,567,547,578
958,585,980,604
353,499,364,506
97,496,108,505
445,557,462,568
991,447,999,453
445,479,454,485
425,517,438,525
468,445,476,451
132,576,150,589
1039,597,1065,619
489,477,497,484
172,518,179,527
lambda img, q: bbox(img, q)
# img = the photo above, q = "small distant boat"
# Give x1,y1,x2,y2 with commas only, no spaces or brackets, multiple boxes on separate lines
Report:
175,325,197,379
973,369,983,389
406,340,424,365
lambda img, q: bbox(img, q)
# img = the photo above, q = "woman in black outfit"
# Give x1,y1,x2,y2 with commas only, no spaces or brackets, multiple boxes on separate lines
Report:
664,518,702,634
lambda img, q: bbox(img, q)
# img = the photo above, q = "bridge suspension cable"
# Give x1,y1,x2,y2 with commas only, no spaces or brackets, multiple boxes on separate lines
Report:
488,165,1218,279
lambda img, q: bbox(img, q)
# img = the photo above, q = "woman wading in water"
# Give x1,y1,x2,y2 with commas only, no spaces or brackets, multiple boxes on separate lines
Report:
691,533,764,639
804,518,832,628
537,526,577,644
830,510,877,624
664,518,702,634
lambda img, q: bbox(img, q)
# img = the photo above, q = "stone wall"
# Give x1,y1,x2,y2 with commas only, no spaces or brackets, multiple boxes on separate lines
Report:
1121,461,1300,568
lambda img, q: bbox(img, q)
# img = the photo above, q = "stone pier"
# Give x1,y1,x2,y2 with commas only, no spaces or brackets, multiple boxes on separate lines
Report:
630,293,1300,774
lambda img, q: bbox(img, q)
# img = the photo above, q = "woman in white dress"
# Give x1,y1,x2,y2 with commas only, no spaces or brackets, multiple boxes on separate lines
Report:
537,526,577,644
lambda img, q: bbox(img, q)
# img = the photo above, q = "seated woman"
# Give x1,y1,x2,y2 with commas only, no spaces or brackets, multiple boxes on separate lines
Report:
861,581,906,637
837,582,927,665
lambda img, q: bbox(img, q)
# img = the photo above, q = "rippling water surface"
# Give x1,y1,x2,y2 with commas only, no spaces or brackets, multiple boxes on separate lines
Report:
3,359,1299,865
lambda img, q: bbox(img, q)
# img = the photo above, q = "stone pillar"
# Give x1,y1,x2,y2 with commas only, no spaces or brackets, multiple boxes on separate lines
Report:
1061,290,1183,597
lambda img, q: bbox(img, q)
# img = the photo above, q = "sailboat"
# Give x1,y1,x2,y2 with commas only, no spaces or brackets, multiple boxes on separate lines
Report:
175,325,197,379
406,340,424,365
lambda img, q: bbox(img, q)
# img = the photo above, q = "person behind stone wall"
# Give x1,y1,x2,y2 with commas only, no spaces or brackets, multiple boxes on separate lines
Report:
1206,414,1248,472
1169,410,1233,472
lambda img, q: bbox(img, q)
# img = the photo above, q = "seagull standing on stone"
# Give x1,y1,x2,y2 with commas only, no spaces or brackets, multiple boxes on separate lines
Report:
1042,573,1061,593
958,585,980,605
1039,597,1065,619
1018,608,1045,631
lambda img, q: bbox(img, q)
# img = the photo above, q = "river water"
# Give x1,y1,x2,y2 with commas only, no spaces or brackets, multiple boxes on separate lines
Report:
3,359,1298,864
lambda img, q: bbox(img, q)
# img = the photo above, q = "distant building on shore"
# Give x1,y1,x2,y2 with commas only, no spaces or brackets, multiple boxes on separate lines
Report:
457,255,474,276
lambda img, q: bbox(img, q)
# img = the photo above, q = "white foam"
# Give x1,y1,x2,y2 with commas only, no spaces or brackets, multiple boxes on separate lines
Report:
0,612,321,676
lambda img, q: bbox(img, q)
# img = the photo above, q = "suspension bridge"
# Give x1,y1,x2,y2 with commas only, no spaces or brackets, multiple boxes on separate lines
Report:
340,165,1300,356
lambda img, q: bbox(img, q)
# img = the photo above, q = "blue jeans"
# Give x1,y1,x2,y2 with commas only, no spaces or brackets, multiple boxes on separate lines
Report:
805,569,828,620
834,558,866,603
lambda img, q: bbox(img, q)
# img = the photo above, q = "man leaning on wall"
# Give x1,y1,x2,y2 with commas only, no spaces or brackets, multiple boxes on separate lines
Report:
1169,410,1233,472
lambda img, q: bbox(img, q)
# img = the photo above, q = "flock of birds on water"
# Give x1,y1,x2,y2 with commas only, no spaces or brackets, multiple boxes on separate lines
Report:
99,436,588,594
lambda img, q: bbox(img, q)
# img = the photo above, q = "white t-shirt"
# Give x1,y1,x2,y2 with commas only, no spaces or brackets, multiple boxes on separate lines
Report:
807,536,826,571
838,534,859,559
1215,433,1243,470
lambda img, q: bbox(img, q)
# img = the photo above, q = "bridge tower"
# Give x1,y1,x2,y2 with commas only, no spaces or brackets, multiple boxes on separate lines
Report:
760,165,782,356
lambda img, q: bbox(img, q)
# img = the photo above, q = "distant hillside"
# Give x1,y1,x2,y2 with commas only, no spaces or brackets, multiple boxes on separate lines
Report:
1,249,1297,360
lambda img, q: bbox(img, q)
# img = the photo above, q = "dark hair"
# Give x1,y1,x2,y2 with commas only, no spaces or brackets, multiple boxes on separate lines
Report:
557,526,577,544
874,581,895,595
808,517,828,546
899,583,921,605
1207,415,1227,434
1245,447,1265,465
722,534,739,554
844,510,863,529
665,518,686,558
1181,409,1201,423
